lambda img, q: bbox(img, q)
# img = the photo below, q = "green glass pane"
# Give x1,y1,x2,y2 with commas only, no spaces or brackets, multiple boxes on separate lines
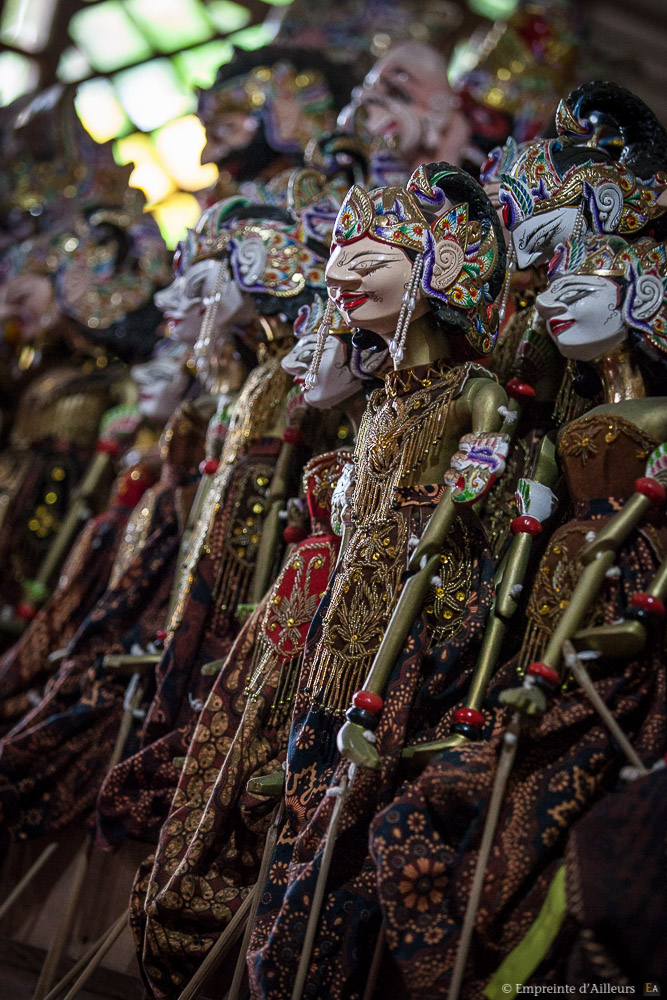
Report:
57,46,91,83
205,0,250,33
125,0,214,53
70,1,153,72
467,0,518,16
173,40,232,89
0,52,38,106
227,23,276,50
114,59,196,131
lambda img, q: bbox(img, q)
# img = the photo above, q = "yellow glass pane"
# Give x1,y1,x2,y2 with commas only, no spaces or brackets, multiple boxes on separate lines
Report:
114,131,160,168
75,78,132,142
130,161,176,204
150,191,202,248
153,115,218,191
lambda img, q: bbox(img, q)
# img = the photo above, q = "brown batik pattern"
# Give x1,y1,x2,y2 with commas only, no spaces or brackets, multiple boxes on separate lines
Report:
93,440,285,851
128,451,348,998
367,413,667,1000
247,511,495,1000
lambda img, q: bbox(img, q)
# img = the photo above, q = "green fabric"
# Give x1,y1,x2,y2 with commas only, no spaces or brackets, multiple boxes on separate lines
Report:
484,865,567,1000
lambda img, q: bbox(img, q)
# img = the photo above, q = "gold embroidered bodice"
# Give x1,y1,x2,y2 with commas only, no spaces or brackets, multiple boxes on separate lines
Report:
558,412,658,504
10,363,115,450
519,411,662,671
301,359,493,714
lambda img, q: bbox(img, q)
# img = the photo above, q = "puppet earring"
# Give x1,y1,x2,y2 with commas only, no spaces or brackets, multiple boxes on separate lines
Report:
303,295,335,390
498,242,516,323
389,253,424,366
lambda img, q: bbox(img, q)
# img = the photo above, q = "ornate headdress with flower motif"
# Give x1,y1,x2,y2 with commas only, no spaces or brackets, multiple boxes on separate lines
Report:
498,138,667,233
198,59,337,156
549,233,667,360
55,206,168,331
332,163,503,355
192,191,328,299
480,136,530,187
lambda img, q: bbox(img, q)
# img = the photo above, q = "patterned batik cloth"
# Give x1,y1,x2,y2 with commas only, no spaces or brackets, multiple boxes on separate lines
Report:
0,406,206,845
366,411,667,1000
0,459,159,733
565,767,667,988
0,488,184,845
247,360,498,999
93,436,295,850
128,449,350,999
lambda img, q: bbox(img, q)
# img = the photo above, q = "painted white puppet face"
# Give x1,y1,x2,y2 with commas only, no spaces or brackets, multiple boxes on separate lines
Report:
325,236,427,339
131,350,190,422
192,259,255,387
536,273,626,362
511,206,582,270
282,331,359,408
154,260,227,345
339,42,453,161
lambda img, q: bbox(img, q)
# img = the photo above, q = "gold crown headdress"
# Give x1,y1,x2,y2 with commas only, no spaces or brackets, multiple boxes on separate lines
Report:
498,139,667,233
331,163,502,358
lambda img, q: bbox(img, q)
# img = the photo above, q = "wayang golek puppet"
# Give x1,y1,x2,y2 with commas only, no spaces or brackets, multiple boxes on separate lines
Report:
246,161,516,1000
368,231,667,1000
91,196,350,852
127,301,390,999
0,339,193,733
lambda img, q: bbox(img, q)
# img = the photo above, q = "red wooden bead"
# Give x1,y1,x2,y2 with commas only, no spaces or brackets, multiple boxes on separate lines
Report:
511,515,542,536
282,428,305,445
96,439,121,457
634,477,666,508
505,378,536,401
629,593,666,618
155,629,168,642
283,525,308,544
454,707,484,730
15,601,37,622
527,661,560,688
353,690,384,716
200,458,220,475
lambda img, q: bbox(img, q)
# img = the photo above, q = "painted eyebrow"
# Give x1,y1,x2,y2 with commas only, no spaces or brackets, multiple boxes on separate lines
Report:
554,280,600,291
346,249,404,263
526,218,561,239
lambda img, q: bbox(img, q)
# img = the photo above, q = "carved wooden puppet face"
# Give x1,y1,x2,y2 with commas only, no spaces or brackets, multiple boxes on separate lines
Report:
154,260,237,345
339,42,454,163
325,236,429,339
0,272,59,343
131,347,190,422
